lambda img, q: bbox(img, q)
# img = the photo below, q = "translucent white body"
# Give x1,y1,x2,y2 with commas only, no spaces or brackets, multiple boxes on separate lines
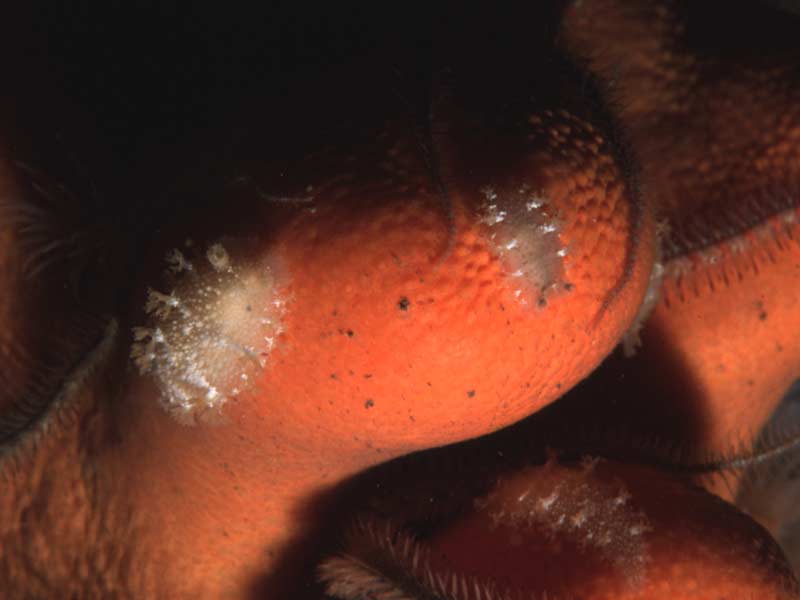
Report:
131,239,287,425
479,184,567,308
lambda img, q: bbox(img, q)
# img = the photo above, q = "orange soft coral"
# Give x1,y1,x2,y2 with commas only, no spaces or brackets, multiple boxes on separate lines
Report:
107,14,655,595
2,3,799,599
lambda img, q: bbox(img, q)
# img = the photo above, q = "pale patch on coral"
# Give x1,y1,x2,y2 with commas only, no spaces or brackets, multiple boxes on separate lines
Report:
130,238,287,425
482,453,652,587
479,184,569,308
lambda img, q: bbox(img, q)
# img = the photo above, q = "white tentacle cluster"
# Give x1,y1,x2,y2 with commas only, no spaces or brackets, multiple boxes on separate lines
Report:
480,184,568,308
131,238,287,425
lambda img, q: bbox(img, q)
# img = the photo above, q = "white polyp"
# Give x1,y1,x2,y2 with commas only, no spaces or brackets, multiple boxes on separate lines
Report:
526,199,543,211
166,248,194,273
206,243,231,272
130,237,288,425
539,491,558,511
479,185,568,307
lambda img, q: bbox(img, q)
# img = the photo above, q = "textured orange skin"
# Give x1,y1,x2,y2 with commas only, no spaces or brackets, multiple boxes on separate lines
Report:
0,14,657,595
427,460,797,599
249,134,653,458
650,226,800,460
212,43,659,461
99,76,655,595
562,0,800,464
3,3,800,599
319,5,800,597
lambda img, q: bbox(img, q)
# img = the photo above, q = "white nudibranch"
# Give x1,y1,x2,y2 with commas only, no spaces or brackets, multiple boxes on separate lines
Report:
480,184,568,307
131,238,287,425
